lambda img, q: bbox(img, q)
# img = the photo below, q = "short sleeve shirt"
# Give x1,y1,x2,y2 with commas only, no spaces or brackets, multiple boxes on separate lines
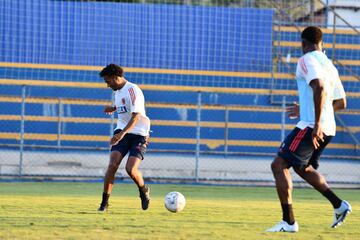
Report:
114,81,150,136
295,51,346,136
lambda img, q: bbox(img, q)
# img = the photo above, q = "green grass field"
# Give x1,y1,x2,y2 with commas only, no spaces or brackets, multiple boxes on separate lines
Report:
0,182,359,240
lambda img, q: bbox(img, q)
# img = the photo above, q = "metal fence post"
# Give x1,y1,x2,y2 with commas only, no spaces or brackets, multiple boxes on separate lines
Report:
324,0,329,28
224,106,229,157
195,91,201,182
310,0,315,23
332,14,336,62
57,98,63,150
281,96,286,142
19,85,26,177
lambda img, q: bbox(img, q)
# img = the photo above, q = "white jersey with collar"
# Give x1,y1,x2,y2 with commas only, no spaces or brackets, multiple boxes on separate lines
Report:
114,81,150,136
295,51,346,136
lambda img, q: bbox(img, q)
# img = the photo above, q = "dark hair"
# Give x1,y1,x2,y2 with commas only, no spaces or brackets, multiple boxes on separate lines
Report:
301,26,323,44
99,64,124,77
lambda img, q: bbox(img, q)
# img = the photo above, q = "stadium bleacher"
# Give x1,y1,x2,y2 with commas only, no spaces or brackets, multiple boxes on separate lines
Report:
0,63,359,158
0,2,359,160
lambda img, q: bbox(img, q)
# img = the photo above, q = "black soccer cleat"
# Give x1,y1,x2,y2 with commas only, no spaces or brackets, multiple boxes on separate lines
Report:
98,202,108,212
139,186,150,210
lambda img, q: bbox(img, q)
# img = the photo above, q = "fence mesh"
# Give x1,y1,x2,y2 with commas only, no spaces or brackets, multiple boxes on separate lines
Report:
0,0,359,185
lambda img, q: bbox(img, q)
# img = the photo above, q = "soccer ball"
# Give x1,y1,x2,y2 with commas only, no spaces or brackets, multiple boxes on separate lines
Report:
164,191,186,213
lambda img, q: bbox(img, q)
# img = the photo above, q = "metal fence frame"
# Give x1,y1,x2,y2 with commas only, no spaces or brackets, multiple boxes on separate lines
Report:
8,86,292,179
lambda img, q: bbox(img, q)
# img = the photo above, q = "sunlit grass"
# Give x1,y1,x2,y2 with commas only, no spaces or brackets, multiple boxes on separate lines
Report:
0,182,358,239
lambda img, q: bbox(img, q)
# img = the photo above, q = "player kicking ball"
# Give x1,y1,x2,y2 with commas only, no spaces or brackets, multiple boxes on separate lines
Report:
267,26,351,232
98,64,151,212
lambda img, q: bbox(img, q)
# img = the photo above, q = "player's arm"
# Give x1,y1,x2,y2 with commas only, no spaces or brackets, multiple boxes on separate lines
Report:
286,102,299,119
333,98,346,112
104,106,116,115
332,74,347,112
309,78,325,149
110,112,140,145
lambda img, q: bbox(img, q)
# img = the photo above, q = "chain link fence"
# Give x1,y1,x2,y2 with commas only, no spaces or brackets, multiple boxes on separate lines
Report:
0,0,359,185
0,86,359,185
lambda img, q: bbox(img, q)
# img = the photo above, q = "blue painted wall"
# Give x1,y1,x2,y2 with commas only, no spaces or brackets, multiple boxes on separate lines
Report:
1,1,273,72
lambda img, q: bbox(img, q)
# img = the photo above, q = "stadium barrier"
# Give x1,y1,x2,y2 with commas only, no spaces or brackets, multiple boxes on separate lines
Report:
1,1,359,184
0,83,359,182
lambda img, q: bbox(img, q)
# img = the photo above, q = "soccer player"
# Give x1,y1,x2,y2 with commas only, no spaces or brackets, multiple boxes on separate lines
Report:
98,64,151,212
267,26,351,232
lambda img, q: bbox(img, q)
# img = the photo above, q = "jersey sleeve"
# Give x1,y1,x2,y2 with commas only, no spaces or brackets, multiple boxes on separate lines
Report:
127,85,145,113
299,55,323,85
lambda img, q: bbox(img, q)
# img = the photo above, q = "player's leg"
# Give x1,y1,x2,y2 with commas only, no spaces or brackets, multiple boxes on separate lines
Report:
125,156,145,188
98,151,124,211
103,151,123,195
293,136,351,228
293,134,332,192
271,157,293,204
98,129,130,212
266,156,298,232
126,156,150,210
126,134,150,210
267,128,310,232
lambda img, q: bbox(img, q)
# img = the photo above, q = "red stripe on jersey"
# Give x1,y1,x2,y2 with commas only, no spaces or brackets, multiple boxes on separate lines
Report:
299,57,308,75
128,88,136,106
303,58,308,73
289,128,308,152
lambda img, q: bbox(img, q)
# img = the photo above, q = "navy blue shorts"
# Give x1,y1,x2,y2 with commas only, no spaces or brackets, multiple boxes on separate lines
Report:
110,129,149,160
277,127,332,169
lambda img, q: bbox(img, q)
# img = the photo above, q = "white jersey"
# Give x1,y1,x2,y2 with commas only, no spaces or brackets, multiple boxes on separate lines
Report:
114,81,150,136
295,51,346,136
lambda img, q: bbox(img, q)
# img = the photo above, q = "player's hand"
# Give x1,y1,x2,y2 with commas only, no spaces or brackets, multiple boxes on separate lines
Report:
286,102,299,119
104,106,116,115
312,124,324,149
110,132,125,146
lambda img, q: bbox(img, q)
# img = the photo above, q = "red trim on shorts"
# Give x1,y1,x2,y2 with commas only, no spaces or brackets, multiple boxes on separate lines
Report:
289,128,308,152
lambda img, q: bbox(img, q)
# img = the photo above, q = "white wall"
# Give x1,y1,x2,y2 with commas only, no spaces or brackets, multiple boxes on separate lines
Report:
328,0,360,7
326,0,360,29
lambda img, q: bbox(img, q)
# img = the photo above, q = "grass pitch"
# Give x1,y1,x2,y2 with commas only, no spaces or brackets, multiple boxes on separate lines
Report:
0,182,359,240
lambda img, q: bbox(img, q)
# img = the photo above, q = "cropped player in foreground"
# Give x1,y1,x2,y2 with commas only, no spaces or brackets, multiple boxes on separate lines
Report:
98,64,151,212
267,26,351,232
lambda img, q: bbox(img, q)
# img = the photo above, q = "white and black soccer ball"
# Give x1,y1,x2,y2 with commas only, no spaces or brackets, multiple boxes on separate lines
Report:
164,191,186,213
